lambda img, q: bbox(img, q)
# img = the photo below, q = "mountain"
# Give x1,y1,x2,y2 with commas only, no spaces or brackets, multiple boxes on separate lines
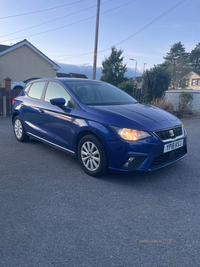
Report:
56,62,142,80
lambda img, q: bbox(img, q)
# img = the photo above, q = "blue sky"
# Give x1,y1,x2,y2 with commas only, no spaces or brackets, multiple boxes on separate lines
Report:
1,0,199,75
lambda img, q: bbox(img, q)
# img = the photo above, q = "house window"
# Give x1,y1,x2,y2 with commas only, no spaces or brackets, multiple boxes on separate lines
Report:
198,80,200,86
185,79,189,86
192,79,197,86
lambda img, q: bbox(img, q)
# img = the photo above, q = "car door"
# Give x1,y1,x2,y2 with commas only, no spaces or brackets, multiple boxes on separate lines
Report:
22,81,47,137
38,81,74,151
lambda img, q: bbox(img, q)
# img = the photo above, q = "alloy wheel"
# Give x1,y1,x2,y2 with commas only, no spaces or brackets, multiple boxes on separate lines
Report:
14,119,23,139
81,141,100,171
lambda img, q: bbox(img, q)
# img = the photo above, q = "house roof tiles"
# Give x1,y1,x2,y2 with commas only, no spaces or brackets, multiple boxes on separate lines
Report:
0,44,10,53
192,70,200,76
57,72,88,79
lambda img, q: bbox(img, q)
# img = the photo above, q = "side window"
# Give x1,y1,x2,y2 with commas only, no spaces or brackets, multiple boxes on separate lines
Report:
45,82,71,107
28,82,46,100
24,83,32,94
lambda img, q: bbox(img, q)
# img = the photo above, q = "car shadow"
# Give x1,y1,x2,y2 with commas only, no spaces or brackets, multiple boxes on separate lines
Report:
100,160,186,189
27,137,186,189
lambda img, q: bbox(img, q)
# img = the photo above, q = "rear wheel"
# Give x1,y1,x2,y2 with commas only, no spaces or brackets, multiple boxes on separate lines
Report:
13,116,29,142
78,135,108,177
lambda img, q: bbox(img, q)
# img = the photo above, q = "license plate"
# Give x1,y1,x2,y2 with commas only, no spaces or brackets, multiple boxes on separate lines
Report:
164,139,183,153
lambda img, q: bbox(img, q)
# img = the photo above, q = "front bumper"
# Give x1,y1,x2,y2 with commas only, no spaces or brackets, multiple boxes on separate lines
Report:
106,129,187,173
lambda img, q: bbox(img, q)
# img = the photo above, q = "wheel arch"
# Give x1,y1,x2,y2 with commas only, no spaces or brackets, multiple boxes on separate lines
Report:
12,111,20,123
13,85,23,90
74,130,108,160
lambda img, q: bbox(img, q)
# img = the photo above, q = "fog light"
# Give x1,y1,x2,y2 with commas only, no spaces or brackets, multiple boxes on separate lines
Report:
124,156,135,168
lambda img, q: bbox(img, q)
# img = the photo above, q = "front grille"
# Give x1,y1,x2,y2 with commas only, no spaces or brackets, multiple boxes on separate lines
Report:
150,146,187,169
154,125,183,141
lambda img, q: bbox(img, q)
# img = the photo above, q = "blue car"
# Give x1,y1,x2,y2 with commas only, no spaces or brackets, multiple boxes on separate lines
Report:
12,78,187,177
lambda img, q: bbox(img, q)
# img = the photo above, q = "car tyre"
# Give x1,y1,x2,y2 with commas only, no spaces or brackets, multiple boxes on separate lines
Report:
78,135,108,177
13,115,29,142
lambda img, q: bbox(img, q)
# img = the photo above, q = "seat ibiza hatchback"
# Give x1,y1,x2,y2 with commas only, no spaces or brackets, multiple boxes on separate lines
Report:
12,78,187,177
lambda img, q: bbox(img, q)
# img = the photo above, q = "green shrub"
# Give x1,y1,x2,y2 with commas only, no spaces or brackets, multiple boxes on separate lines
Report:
142,65,171,103
118,80,137,97
178,92,193,114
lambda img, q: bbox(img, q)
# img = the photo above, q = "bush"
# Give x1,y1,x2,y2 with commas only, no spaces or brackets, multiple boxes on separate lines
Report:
142,65,171,103
151,98,174,114
118,80,137,97
178,92,193,114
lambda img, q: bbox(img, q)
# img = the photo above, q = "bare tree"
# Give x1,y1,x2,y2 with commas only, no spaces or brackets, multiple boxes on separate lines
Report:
168,57,191,89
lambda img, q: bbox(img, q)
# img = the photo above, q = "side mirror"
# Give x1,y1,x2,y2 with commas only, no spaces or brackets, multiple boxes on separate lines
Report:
50,98,66,106
67,100,74,108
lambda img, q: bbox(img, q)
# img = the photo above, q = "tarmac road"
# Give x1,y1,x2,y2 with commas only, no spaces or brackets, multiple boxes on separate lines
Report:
0,116,200,267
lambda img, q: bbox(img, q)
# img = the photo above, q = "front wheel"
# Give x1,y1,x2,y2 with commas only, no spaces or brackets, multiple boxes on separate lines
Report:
78,135,108,177
13,116,29,142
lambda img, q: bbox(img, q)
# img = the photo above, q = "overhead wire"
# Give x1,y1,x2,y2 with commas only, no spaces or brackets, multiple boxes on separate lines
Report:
0,0,85,20
0,0,112,39
0,0,187,62
0,0,136,43
57,0,187,61
105,0,187,49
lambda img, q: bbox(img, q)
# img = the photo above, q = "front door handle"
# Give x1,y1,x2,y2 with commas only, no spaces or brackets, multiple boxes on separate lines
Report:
39,109,44,114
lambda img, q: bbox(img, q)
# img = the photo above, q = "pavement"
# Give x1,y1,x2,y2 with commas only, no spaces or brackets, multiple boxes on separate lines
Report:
0,116,200,267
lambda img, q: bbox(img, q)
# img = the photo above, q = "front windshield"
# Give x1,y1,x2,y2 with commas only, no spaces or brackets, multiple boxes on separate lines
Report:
64,80,137,105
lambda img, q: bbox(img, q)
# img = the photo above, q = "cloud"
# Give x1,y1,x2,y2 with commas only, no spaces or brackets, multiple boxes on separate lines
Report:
127,51,161,59
188,21,200,26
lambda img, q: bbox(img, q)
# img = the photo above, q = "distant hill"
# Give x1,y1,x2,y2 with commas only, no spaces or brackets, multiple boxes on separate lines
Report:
56,62,142,80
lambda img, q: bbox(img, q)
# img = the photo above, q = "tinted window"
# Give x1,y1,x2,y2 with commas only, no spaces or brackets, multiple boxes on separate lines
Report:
64,80,137,105
28,82,46,100
45,82,71,106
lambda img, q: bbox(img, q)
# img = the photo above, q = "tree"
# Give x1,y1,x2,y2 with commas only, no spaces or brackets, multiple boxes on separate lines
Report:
100,46,127,86
163,42,191,89
189,43,200,70
163,42,189,64
118,80,137,97
167,57,191,89
142,65,171,103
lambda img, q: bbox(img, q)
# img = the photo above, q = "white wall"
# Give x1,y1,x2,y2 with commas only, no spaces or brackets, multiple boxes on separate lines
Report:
165,90,200,114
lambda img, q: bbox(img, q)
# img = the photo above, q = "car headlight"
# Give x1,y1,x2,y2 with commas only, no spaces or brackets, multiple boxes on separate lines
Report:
110,126,151,141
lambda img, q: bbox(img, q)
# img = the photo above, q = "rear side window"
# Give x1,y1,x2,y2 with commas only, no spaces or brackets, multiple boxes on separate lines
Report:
24,83,32,93
28,82,46,100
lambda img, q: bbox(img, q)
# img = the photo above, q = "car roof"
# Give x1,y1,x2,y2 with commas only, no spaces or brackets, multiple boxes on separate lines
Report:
31,78,98,83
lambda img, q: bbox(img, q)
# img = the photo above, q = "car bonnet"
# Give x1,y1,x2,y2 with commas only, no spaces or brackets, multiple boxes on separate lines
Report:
86,103,181,132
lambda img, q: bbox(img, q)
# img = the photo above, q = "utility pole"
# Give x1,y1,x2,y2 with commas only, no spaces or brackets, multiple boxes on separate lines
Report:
143,63,147,73
92,0,101,80
130,58,137,80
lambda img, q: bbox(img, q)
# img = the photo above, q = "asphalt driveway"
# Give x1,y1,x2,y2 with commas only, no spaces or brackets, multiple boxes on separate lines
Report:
0,116,200,267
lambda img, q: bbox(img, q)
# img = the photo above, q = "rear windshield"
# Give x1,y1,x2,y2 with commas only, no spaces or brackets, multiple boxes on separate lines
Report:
64,80,137,105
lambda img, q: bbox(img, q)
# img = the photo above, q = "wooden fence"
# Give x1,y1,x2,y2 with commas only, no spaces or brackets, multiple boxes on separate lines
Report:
135,89,143,102
0,88,22,117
